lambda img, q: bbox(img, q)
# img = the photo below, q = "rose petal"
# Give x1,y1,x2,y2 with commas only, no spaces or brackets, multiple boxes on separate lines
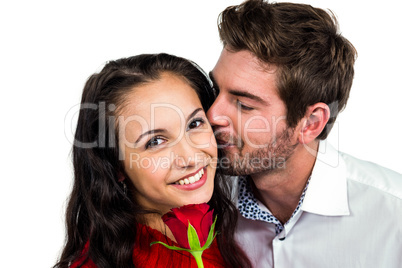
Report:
161,211,175,222
193,203,210,214
162,216,190,248
161,203,213,249
200,209,214,246
173,207,204,227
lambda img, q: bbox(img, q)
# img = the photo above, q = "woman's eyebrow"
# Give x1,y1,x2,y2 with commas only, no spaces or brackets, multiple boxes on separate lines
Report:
187,108,203,121
134,108,203,144
134,129,166,144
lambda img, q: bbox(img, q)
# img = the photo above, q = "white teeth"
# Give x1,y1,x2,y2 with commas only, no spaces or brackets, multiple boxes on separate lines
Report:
189,176,195,184
175,168,205,186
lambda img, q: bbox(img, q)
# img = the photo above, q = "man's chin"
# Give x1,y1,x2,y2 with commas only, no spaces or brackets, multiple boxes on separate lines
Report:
217,153,247,176
217,151,287,176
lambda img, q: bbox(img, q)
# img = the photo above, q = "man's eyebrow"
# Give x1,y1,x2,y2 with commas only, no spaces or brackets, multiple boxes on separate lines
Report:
228,89,268,105
134,129,166,144
209,71,267,105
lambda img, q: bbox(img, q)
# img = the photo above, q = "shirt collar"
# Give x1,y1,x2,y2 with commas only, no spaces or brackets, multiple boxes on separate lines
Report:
237,176,311,234
301,140,350,216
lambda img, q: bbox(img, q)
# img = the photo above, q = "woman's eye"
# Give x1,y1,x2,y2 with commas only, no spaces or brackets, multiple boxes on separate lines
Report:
145,136,166,149
237,100,254,111
187,118,205,130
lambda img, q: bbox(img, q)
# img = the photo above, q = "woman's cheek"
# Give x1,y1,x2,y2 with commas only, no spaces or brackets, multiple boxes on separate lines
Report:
189,131,217,152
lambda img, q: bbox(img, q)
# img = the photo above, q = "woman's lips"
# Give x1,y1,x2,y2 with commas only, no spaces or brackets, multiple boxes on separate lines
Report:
171,167,208,190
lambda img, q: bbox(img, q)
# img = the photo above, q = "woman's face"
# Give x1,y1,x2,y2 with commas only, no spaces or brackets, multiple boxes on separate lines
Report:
118,72,217,215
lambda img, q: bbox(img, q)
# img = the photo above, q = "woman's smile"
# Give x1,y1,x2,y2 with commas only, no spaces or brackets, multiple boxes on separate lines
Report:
171,166,208,191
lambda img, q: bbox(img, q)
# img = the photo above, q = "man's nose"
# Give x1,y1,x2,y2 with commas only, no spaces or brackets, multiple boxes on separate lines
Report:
207,97,230,128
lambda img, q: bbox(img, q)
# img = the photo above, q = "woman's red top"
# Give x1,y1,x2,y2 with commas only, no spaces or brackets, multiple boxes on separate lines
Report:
71,223,226,267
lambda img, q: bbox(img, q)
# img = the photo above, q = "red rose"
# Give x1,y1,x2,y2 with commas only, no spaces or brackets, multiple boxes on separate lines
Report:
162,203,214,249
152,203,218,268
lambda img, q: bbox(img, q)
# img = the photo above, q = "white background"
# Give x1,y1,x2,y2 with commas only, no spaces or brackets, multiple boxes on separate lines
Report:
1,0,401,267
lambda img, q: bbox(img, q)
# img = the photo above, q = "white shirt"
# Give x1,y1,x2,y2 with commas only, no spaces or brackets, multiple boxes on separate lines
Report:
234,141,402,268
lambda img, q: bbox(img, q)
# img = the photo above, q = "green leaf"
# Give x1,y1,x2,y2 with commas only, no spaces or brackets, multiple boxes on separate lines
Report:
201,216,218,250
187,222,201,250
150,241,190,252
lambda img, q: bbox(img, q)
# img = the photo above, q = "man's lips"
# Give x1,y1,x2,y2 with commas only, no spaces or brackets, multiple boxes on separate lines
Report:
216,138,235,148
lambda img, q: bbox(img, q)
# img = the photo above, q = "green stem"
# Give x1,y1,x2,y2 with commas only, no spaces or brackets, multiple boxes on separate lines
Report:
191,251,204,268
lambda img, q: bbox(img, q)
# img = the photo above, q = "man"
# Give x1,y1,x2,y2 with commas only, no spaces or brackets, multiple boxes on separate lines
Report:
207,0,402,267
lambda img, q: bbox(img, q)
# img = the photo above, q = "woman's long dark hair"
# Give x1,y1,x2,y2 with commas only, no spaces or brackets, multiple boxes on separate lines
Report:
54,53,251,268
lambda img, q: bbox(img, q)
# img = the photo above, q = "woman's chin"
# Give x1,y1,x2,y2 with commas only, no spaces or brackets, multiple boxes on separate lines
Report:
176,193,213,208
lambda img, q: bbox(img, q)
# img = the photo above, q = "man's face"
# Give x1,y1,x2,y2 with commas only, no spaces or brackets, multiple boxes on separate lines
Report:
207,49,298,176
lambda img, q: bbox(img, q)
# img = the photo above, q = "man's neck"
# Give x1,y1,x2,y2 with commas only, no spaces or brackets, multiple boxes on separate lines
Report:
250,142,318,224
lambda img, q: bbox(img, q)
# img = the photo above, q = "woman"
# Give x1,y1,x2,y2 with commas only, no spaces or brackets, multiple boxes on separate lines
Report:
54,53,251,268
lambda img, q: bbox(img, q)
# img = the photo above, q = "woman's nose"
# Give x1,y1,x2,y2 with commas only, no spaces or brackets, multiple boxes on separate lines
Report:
173,139,197,169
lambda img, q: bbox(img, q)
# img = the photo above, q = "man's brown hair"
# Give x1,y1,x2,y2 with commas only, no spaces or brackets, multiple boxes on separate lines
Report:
218,0,357,139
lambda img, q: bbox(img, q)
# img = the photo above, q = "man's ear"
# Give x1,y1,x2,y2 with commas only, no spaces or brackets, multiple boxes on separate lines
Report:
298,103,330,144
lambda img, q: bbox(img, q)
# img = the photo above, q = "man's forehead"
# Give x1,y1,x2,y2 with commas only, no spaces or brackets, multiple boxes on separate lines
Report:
211,50,278,99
